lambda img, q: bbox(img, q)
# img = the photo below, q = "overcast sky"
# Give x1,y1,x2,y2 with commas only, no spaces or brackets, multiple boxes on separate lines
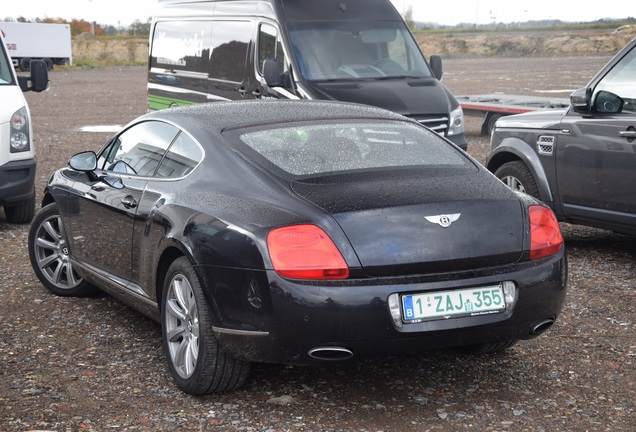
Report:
1,0,634,27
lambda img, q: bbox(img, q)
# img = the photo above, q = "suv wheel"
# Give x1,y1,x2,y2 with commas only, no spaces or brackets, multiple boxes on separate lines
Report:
494,161,540,198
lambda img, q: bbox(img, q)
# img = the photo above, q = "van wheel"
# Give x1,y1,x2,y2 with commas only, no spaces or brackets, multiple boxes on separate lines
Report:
494,161,540,198
162,257,251,394
43,58,54,70
19,57,32,72
4,193,35,224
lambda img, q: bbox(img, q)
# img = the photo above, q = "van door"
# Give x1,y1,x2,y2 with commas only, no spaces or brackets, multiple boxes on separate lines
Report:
251,22,297,100
148,21,212,110
207,20,252,101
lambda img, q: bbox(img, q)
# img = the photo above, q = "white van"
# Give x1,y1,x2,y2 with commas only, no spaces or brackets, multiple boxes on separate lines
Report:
148,0,468,150
0,31,48,223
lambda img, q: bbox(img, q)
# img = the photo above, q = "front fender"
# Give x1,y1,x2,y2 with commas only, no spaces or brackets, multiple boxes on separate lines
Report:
487,137,553,204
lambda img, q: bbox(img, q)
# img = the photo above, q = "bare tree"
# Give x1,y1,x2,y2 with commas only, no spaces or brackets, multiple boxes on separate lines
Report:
404,5,415,31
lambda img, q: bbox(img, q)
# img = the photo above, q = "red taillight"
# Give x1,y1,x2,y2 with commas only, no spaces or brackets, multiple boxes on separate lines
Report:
267,225,350,280
529,205,563,260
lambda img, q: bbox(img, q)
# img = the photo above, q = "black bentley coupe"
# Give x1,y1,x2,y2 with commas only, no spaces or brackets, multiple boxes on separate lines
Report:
28,100,567,395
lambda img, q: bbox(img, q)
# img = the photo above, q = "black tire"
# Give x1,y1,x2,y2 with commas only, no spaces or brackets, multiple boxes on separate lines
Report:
4,192,35,224
494,161,540,198
19,57,32,72
482,113,504,136
28,202,98,297
43,58,54,70
454,339,518,355
161,257,251,395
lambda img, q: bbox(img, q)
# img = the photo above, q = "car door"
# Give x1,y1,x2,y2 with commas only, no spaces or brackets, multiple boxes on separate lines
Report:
128,130,204,296
66,121,180,289
556,43,636,226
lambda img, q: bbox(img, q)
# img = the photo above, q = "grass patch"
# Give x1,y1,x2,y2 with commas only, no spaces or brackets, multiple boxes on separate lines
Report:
60,57,147,69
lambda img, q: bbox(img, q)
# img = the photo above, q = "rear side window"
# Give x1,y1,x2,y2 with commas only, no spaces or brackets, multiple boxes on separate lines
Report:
156,132,204,178
98,121,179,177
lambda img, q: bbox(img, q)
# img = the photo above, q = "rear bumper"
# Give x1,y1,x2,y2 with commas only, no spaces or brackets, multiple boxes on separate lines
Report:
203,251,567,364
0,158,36,205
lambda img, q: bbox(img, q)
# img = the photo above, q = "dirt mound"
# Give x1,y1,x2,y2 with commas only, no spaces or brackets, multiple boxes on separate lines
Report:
418,26,636,58
69,26,636,65
72,37,148,64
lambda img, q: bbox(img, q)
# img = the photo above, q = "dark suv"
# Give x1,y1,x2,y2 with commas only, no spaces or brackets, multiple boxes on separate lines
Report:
486,37,636,236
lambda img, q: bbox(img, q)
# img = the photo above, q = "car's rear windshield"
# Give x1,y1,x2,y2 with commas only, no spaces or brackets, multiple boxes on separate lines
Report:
234,119,473,176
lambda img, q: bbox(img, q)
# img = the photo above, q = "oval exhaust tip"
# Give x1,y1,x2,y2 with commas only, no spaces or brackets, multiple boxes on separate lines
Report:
530,318,555,335
308,346,354,361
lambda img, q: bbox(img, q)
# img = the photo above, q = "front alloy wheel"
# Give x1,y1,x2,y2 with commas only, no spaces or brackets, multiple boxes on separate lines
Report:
494,161,540,198
28,202,96,297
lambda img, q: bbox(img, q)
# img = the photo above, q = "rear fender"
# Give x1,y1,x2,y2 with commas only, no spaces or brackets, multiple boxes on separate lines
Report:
487,137,553,203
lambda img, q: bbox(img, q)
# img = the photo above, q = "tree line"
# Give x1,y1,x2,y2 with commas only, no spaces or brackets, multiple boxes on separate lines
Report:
2,16,151,36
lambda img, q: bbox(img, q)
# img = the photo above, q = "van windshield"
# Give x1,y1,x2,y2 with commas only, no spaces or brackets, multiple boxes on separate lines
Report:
287,21,432,81
0,46,14,85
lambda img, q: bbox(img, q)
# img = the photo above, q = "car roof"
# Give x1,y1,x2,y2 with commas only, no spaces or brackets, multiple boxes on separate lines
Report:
141,100,411,137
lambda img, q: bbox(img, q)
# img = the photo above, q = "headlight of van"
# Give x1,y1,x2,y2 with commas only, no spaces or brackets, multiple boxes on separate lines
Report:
447,105,464,136
10,107,30,153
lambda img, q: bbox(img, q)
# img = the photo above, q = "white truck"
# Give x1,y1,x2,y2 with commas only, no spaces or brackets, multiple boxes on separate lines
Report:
0,30,49,223
0,22,72,71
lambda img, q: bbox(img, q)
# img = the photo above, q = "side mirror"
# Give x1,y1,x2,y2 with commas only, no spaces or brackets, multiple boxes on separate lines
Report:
592,90,624,114
17,60,50,92
430,55,443,80
69,151,97,172
263,58,280,87
570,87,591,114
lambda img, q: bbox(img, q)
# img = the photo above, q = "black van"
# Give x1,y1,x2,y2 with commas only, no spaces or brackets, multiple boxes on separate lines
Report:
148,0,467,149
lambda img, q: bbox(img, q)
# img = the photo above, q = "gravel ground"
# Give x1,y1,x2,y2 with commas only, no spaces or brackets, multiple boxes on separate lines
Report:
1,58,634,432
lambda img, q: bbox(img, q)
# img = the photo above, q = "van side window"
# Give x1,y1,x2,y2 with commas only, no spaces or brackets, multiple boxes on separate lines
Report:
150,22,211,73
209,21,251,83
258,23,287,76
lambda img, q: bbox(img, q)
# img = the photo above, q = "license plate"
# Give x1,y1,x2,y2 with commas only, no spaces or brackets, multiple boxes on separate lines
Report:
402,285,505,322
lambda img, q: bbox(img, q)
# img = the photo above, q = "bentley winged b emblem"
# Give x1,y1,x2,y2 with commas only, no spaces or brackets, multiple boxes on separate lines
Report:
424,213,461,228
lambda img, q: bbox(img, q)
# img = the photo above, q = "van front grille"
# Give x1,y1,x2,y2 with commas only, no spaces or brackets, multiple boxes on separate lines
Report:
407,114,449,135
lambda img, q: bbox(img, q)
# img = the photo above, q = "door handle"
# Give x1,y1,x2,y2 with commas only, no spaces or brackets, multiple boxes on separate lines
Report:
618,130,636,138
121,195,138,209
619,128,636,143
238,87,248,97
252,89,261,98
